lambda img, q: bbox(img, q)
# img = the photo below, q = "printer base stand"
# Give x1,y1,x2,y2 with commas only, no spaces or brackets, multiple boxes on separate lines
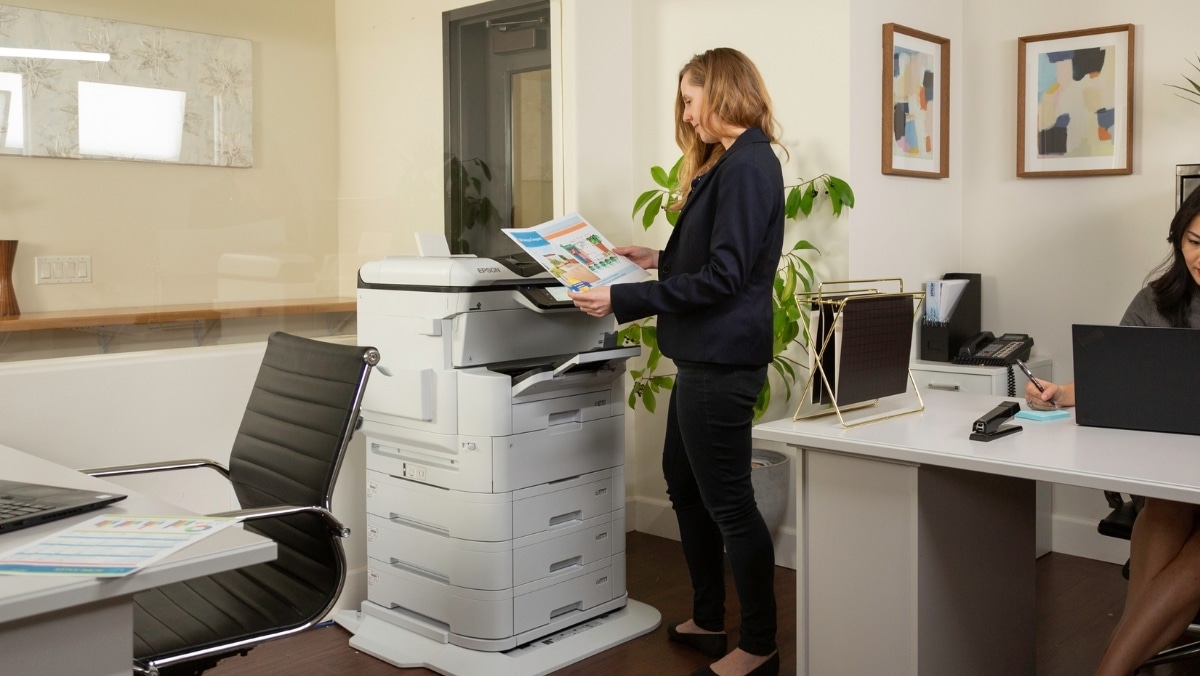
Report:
336,599,660,676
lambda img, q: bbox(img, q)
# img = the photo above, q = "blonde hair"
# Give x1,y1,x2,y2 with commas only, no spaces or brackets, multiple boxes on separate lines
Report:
672,47,781,211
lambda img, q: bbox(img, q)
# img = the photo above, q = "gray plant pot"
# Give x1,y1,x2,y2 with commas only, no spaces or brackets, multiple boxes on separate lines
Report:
751,449,790,535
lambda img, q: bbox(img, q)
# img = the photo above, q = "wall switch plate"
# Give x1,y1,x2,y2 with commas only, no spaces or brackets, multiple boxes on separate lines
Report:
35,256,91,284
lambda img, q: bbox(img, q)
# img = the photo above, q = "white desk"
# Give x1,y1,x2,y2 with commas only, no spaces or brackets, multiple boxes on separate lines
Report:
754,389,1200,676
0,444,276,676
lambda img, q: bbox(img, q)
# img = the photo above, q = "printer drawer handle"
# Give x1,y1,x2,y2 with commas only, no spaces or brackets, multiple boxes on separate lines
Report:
549,555,583,573
549,409,582,426
549,510,582,527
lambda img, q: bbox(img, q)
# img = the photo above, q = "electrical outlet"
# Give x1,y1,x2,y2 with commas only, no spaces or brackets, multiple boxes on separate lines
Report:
34,256,91,284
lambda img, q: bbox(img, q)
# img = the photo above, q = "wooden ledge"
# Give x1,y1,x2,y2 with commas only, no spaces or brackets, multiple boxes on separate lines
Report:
0,297,356,333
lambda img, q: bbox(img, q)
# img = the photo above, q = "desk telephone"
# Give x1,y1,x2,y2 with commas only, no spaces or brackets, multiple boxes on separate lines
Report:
952,332,1034,367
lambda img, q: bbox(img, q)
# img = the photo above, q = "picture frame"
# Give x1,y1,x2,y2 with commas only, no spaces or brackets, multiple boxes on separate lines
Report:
882,23,950,179
1017,24,1134,178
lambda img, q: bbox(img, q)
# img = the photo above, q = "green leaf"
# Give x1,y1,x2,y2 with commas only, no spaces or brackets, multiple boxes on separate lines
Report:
825,177,843,217
828,175,855,208
643,195,663,230
646,347,661,372
785,186,802,220
790,240,819,253
798,257,815,286
628,389,638,410
780,259,797,304
752,384,769,422
643,387,657,413
665,209,680,226
800,183,815,216
632,190,660,218
630,369,643,380
667,156,684,188
651,165,670,188
641,325,658,350
618,324,641,345
651,376,674,390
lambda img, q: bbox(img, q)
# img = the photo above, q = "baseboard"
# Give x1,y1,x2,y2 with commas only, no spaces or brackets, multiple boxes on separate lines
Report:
630,496,797,570
1050,513,1130,565
329,567,368,620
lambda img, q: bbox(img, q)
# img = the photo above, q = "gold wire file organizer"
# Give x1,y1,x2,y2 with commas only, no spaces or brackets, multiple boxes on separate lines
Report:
793,278,927,428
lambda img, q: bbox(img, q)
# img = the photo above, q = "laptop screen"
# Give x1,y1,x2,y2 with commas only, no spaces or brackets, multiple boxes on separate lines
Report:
1073,324,1200,436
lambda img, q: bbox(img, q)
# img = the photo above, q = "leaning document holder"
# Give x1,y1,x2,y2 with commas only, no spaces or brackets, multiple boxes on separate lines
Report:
794,278,926,427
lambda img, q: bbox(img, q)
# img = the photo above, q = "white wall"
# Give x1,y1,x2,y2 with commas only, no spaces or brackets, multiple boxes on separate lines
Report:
962,3,1200,561
848,0,963,287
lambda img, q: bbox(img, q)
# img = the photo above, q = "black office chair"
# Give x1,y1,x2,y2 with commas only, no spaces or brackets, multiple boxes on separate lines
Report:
1098,491,1200,670
82,332,379,676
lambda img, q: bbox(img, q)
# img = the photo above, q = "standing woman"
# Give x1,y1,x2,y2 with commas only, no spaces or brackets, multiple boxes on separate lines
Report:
568,47,783,676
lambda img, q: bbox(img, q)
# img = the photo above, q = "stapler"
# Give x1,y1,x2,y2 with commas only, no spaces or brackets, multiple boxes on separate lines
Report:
969,401,1023,442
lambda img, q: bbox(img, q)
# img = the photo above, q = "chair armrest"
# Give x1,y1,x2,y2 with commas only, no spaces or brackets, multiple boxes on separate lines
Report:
80,458,231,480
211,505,351,538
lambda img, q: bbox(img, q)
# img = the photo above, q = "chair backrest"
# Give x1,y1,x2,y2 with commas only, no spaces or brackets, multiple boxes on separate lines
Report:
228,332,376,512
225,333,378,627
133,333,379,675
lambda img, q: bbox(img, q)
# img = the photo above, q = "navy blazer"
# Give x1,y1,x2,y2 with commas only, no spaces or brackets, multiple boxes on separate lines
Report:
612,127,784,366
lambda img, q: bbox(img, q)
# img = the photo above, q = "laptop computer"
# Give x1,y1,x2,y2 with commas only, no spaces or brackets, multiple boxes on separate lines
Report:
1073,324,1200,436
0,480,127,534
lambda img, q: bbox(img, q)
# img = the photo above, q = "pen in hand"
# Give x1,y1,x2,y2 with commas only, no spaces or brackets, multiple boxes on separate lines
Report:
1015,359,1044,394
1015,358,1058,410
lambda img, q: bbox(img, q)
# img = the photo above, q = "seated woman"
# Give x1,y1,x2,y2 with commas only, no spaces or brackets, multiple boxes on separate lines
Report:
1027,187,1200,675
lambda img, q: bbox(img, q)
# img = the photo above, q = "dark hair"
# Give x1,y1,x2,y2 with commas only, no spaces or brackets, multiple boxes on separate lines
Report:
1147,186,1200,327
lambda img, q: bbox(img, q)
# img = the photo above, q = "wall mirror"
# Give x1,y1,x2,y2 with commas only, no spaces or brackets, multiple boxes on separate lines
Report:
0,4,252,167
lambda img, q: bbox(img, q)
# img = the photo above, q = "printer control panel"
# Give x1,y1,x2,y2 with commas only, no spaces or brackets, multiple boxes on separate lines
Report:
516,284,576,311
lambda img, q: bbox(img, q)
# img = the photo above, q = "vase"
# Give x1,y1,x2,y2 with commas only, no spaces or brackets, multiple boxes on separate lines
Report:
0,240,18,317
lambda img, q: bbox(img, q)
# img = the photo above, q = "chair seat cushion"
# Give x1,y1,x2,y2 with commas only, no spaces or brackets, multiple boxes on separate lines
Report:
134,533,339,663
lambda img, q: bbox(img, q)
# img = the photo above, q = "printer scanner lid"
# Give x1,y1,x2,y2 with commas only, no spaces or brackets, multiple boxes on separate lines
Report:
359,252,550,290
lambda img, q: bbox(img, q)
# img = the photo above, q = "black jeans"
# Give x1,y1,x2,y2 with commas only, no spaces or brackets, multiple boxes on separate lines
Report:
663,360,776,657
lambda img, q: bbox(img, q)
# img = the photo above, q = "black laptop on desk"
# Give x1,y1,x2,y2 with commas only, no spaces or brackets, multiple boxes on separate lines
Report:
0,480,126,534
1073,324,1200,436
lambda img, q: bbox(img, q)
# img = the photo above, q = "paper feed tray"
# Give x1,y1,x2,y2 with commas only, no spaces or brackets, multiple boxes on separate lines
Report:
510,346,640,398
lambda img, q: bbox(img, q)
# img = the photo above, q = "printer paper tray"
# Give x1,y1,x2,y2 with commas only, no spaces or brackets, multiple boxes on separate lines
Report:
510,346,639,399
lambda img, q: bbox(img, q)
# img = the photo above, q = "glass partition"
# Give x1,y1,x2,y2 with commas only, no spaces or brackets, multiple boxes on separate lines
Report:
444,0,554,257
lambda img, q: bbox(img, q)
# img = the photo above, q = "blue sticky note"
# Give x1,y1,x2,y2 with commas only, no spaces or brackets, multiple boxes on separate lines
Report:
1015,409,1070,422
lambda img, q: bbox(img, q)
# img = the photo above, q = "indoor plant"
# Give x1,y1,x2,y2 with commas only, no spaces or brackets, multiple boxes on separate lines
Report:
621,156,854,421
1168,54,1200,106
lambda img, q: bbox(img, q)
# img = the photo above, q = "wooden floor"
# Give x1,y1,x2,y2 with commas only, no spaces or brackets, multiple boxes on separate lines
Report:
207,532,1200,676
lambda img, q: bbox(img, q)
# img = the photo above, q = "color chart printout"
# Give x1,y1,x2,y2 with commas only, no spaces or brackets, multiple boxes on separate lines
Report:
0,515,236,576
503,212,649,292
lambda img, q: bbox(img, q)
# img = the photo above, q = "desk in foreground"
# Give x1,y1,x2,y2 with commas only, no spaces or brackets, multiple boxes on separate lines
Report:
754,389,1200,676
0,445,276,676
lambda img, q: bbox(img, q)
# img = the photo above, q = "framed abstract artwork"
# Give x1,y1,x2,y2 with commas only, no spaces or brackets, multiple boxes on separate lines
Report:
882,23,950,179
1017,24,1134,178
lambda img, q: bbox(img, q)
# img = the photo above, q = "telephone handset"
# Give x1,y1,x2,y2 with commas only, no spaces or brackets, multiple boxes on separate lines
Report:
952,331,1034,367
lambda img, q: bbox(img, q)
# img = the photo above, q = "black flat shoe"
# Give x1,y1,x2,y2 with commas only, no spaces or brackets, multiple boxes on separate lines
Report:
667,622,727,658
690,651,780,676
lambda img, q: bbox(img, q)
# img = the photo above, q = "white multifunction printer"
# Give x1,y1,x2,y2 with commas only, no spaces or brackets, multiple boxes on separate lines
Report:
336,249,660,674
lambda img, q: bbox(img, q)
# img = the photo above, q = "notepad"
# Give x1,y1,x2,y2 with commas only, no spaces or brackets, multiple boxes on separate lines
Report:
1015,409,1071,422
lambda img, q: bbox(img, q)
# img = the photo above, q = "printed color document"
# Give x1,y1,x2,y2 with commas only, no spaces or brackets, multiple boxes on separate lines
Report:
0,515,237,577
503,213,649,292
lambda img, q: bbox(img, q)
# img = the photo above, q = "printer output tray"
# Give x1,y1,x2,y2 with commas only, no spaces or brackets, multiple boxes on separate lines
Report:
510,346,639,398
